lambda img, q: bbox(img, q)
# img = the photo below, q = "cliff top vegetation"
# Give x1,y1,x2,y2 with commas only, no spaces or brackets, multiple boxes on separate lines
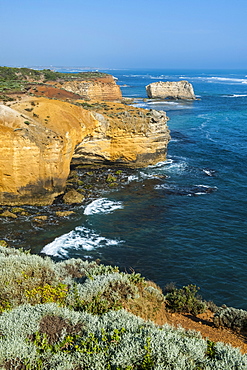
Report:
0,66,110,94
0,244,247,369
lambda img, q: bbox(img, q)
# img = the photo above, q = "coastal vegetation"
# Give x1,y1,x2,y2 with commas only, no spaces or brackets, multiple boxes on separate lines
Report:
1,66,247,368
0,66,109,101
0,245,247,369
0,66,109,86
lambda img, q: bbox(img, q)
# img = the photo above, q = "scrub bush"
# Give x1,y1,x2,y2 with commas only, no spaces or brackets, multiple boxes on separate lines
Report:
164,284,207,315
214,305,247,332
0,303,246,369
1,246,247,369
55,258,119,281
66,273,138,315
0,252,61,310
0,247,143,316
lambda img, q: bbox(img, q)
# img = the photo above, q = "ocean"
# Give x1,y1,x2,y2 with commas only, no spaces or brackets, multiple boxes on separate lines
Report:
2,69,247,309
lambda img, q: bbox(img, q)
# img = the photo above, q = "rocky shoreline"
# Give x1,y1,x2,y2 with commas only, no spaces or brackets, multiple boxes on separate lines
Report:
0,67,172,251
0,164,139,250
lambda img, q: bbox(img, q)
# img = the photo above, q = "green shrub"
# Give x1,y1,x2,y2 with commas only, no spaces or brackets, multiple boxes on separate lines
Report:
25,282,68,305
66,272,138,315
0,248,140,316
213,305,247,332
42,69,59,81
0,240,8,247
164,284,207,315
0,252,63,310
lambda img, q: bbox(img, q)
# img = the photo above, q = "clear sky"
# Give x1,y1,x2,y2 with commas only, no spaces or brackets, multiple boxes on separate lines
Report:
0,0,246,69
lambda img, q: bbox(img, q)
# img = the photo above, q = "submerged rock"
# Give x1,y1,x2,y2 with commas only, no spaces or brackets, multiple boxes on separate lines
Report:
55,211,75,217
33,215,48,223
0,210,17,219
11,207,26,213
146,80,196,100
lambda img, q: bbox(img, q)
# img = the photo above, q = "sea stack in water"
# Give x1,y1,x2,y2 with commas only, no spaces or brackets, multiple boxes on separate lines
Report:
146,80,196,100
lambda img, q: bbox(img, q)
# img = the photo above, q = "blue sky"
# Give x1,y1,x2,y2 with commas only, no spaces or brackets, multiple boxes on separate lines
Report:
0,0,246,69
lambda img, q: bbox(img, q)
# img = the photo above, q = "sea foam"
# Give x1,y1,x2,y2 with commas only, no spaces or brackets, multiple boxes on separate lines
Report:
84,198,123,216
179,76,247,85
148,159,173,168
154,183,217,196
41,226,122,257
228,94,247,97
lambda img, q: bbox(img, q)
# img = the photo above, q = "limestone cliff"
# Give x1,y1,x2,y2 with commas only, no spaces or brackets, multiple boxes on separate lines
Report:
0,98,170,205
146,81,196,100
0,99,87,205
55,76,122,101
72,102,170,167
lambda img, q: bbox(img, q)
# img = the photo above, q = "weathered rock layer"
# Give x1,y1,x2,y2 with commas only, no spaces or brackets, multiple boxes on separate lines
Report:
55,76,122,101
146,80,196,100
72,105,170,167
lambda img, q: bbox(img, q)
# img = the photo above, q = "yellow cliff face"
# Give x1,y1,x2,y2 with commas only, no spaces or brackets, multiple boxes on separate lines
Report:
0,106,65,205
55,76,122,101
72,101,170,167
0,97,170,205
0,98,88,205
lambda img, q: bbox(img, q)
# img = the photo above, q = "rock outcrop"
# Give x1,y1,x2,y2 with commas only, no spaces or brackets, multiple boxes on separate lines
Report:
0,98,170,205
55,76,122,101
72,103,170,167
146,81,196,100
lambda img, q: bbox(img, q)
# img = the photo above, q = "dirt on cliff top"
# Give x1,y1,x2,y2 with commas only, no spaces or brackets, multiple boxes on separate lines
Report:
28,85,82,100
122,280,247,354
126,296,247,354
165,310,247,354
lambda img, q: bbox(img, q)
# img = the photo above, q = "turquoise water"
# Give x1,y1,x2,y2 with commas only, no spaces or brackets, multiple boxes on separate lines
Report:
2,69,247,309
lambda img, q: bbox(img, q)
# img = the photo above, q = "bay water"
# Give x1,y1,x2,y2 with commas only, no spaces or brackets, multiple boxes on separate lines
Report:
3,69,247,309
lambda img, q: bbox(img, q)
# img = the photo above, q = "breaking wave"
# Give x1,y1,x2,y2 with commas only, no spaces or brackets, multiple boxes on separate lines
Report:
41,226,123,258
154,183,217,196
179,76,247,85
225,94,247,97
84,198,123,215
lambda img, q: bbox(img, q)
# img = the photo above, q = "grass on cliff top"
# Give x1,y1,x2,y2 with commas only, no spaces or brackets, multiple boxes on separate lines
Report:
0,66,110,93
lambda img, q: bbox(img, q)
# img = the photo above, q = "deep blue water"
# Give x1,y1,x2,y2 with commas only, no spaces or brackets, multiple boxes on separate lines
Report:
4,69,247,309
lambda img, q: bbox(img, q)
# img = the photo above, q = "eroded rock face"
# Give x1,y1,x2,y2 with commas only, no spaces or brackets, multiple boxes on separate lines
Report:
0,98,170,205
72,106,170,167
57,76,122,101
0,100,85,205
146,81,196,100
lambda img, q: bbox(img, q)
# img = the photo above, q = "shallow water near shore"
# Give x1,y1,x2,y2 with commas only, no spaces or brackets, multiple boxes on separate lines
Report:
1,69,247,309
